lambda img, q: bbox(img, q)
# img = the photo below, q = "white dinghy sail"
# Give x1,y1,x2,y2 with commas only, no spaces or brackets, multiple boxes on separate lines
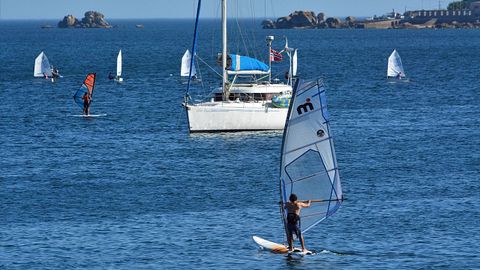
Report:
34,51,52,78
279,78,343,235
292,49,298,77
387,49,406,78
117,50,122,78
181,49,197,77
115,50,124,82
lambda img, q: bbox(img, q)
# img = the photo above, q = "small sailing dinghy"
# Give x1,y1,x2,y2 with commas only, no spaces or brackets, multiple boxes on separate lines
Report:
253,78,344,257
115,50,124,83
181,49,197,78
387,49,406,79
73,73,97,116
34,51,53,79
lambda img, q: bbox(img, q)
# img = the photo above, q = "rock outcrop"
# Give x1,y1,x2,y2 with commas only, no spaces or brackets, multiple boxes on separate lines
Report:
263,11,318,29
58,11,111,28
263,10,480,30
262,11,355,29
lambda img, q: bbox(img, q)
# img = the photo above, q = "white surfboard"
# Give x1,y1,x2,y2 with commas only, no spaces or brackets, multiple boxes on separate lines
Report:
70,114,107,118
253,236,289,254
253,235,314,256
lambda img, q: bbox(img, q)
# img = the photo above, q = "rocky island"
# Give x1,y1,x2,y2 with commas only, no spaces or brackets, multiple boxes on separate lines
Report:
263,1,480,29
58,11,111,28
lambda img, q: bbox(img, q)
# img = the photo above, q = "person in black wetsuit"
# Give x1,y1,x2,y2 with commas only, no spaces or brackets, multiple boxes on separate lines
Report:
82,92,92,115
285,193,311,252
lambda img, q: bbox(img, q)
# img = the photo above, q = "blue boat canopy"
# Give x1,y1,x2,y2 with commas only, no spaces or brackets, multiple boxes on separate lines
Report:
227,54,270,74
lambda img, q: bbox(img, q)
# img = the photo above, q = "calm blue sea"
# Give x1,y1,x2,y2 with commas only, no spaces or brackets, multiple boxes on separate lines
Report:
0,19,479,269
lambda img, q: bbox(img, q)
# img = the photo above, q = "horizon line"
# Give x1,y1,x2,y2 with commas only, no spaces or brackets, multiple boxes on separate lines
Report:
0,14,371,21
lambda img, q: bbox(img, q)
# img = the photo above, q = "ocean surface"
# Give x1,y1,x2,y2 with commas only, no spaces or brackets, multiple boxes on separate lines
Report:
1,19,479,269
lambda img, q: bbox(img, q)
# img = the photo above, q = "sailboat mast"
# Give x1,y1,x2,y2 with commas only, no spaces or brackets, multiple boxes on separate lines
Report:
266,36,275,83
222,0,228,100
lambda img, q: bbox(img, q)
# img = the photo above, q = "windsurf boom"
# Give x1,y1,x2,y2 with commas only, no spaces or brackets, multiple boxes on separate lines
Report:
73,73,96,110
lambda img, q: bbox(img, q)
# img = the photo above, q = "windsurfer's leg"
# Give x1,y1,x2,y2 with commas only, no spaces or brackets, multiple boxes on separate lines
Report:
287,230,294,251
299,235,306,251
295,228,308,252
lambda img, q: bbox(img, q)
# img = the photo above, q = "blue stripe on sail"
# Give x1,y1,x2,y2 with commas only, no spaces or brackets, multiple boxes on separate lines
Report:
73,85,88,109
228,54,269,72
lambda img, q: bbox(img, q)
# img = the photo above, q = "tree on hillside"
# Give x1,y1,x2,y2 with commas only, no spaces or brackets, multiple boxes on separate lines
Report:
447,0,475,10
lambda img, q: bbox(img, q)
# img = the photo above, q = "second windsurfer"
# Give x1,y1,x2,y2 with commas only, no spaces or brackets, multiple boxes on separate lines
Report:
82,92,92,115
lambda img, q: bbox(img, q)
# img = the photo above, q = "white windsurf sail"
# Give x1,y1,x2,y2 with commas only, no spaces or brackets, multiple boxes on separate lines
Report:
34,51,52,77
117,50,122,77
292,49,298,77
387,49,405,78
181,49,196,77
280,78,343,234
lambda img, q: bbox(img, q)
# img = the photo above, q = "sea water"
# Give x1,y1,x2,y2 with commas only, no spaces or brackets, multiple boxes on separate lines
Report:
0,20,479,269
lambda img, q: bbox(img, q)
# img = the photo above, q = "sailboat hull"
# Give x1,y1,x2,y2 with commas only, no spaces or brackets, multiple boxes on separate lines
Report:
186,101,287,132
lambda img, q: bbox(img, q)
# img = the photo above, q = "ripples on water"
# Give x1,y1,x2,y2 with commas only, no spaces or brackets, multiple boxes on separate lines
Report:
0,20,479,269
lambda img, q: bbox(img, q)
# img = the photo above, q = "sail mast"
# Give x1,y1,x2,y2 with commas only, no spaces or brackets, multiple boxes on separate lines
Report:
185,0,202,101
222,0,228,100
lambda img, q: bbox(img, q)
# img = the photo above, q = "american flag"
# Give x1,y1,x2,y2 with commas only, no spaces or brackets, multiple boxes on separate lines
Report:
270,49,283,62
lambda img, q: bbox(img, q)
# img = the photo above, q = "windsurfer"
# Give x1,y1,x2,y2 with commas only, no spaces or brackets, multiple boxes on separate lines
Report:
82,92,92,115
285,193,311,252
108,72,115,80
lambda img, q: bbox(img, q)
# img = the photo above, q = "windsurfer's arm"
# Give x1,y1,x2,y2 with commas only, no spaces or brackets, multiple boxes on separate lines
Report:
299,200,312,208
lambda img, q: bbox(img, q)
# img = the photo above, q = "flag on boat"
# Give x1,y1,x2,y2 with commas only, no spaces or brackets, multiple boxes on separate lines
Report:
73,73,96,109
270,49,283,62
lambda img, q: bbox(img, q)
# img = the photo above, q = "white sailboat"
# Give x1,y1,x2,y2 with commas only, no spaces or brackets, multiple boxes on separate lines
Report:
181,50,197,78
387,49,406,79
253,78,344,255
292,49,298,77
34,51,53,78
115,50,124,83
183,0,295,132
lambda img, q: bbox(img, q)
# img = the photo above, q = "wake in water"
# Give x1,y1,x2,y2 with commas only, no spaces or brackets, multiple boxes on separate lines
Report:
69,113,108,118
317,249,356,256
387,78,411,84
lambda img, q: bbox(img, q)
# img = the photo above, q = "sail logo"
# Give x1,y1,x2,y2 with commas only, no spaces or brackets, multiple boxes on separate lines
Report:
296,98,314,115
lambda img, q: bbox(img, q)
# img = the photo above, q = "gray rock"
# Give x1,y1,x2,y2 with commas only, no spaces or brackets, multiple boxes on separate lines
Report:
58,11,111,28
325,17,342,28
345,16,356,23
317,12,326,23
290,11,317,27
261,19,276,29
267,10,318,29
58,15,79,28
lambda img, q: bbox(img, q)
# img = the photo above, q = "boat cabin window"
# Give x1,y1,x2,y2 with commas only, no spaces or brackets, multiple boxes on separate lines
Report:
213,93,278,102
